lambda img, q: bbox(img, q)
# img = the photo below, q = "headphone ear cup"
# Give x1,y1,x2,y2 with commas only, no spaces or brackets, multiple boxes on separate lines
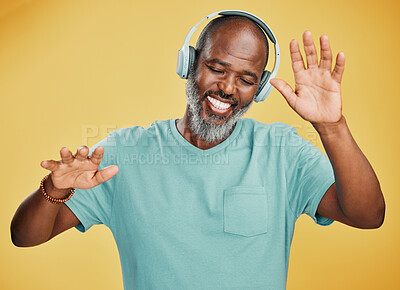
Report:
256,70,271,97
187,46,196,75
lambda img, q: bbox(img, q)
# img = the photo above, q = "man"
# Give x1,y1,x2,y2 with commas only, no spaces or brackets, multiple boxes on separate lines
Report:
11,13,385,289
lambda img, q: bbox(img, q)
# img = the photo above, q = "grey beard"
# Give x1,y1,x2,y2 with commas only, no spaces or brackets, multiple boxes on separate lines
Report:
185,69,254,143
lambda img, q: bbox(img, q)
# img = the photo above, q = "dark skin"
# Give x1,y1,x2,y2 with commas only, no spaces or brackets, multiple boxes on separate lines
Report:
178,23,385,228
177,21,267,150
270,32,385,228
11,20,384,248
10,146,111,246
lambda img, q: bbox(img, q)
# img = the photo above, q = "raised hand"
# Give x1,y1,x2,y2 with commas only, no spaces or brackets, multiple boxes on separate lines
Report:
40,146,119,192
270,31,345,125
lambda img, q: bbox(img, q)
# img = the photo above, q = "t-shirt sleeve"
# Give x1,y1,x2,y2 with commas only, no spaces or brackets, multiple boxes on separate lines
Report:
284,126,335,226
64,132,119,232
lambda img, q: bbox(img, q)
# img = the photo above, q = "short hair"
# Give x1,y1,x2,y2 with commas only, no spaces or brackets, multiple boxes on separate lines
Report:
194,15,269,70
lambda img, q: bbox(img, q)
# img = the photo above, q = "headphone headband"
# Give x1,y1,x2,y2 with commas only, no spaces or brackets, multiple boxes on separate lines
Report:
176,10,280,102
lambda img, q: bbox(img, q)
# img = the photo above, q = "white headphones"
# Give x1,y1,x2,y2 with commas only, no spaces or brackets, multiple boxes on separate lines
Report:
176,10,280,102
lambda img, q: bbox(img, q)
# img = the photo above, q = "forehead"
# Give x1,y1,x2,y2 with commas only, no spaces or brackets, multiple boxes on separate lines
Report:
202,21,267,73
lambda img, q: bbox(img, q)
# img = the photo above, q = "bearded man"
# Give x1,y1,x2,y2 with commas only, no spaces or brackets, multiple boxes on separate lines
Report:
11,11,385,290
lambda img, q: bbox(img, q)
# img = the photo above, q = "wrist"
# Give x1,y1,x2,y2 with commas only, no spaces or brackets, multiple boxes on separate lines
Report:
44,173,74,199
311,115,348,138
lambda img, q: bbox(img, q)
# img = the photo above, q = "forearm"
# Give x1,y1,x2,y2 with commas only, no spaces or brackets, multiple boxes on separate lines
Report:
11,176,70,247
313,115,385,227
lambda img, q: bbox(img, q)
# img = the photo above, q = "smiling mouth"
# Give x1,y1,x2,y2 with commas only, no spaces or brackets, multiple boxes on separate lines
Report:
205,95,233,116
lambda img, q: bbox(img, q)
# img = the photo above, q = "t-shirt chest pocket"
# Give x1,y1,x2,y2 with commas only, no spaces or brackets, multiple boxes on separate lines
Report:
223,186,269,237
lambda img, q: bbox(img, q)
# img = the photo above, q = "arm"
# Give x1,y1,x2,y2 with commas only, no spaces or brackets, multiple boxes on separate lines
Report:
314,116,385,229
270,31,385,229
11,146,119,247
11,174,80,247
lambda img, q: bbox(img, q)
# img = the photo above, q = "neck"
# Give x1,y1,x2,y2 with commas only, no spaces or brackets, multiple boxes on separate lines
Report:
176,107,235,150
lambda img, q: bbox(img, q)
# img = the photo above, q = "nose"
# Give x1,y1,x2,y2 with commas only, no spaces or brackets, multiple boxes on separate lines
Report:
217,74,236,96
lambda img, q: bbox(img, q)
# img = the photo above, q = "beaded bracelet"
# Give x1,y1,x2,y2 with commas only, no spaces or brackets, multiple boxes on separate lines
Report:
40,174,75,204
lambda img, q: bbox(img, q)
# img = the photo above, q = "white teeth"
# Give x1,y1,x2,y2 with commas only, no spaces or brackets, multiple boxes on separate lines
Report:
207,96,231,110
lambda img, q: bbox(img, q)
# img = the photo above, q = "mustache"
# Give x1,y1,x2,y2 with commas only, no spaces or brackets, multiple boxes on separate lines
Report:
202,90,238,106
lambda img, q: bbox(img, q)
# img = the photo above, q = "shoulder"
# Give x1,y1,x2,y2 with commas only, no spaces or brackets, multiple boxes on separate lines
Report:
110,120,170,141
109,119,171,145
239,118,299,145
241,118,296,132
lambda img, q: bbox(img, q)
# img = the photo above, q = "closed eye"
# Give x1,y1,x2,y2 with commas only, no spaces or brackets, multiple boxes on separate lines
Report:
208,66,224,74
240,78,255,86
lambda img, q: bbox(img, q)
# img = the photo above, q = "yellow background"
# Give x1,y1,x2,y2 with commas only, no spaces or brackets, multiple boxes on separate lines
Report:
1,0,398,289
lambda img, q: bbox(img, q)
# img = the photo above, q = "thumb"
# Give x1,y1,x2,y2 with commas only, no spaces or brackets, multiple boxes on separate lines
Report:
269,78,297,109
92,165,119,187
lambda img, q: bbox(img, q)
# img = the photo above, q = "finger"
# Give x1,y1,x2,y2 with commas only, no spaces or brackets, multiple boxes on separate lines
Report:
90,146,104,165
40,159,60,171
60,147,74,164
319,35,332,71
302,31,318,68
92,165,119,186
75,145,89,161
269,78,298,109
289,39,305,74
332,52,345,83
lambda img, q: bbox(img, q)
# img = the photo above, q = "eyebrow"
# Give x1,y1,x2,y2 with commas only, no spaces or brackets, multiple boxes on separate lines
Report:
207,58,259,81
243,70,258,81
208,58,231,67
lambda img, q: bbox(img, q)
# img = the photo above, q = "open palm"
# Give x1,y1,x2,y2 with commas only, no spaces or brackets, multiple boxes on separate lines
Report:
270,31,345,124
41,146,118,190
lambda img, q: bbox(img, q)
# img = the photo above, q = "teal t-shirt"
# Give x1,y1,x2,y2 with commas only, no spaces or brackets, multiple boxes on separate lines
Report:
65,118,335,290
